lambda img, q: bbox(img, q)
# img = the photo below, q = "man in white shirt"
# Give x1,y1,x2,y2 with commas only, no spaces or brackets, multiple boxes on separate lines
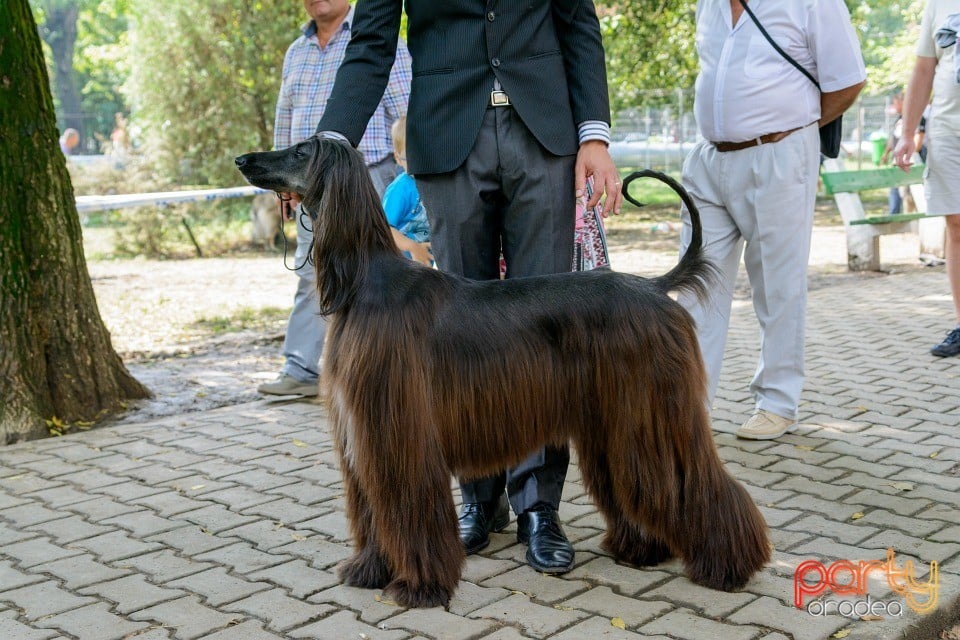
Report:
679,0,866,439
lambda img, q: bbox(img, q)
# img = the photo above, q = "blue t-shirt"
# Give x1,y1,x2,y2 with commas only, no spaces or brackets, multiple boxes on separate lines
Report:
382,171,430,242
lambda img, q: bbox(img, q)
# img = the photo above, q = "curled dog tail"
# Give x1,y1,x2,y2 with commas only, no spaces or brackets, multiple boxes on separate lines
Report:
621,170,716,302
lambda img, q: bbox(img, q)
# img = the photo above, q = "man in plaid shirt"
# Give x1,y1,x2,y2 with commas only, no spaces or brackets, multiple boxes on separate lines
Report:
258,0,411,397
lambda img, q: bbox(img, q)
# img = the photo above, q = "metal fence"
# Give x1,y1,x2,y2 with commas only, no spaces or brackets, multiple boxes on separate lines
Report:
62,91,898,170
611,89,898,172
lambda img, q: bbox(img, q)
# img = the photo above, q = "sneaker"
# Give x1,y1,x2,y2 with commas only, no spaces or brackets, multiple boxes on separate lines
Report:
736,410,798,441
257,374,318,397
931,325,960,358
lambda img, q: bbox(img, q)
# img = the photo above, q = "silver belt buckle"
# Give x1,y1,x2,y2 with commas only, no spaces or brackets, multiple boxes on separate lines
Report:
490,89,510,106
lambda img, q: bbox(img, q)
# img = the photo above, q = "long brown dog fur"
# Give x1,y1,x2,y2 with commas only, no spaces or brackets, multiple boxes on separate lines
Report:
235,136,770,609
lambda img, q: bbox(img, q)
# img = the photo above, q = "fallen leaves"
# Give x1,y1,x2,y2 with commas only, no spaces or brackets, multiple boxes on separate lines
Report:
885,481,915,492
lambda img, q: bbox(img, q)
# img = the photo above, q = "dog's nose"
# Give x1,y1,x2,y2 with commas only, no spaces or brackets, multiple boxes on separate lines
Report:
234,155,247,167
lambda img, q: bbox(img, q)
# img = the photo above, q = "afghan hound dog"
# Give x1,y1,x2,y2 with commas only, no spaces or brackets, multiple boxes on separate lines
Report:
235,136,770,609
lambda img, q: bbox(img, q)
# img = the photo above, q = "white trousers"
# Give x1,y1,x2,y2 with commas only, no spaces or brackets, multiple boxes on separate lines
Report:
678,124,819,420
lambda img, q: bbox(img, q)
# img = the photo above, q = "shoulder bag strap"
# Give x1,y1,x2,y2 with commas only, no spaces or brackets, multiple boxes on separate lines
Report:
738,0,820,90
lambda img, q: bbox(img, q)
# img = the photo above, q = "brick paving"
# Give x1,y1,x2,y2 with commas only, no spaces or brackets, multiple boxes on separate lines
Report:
2,233,960,639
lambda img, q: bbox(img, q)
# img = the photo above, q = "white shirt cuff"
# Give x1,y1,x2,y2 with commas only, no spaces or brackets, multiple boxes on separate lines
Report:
578,121,611,145
317,130,350,143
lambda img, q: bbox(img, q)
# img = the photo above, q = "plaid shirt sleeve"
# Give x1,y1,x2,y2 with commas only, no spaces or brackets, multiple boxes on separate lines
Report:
273,45,296,150
382,38,412,120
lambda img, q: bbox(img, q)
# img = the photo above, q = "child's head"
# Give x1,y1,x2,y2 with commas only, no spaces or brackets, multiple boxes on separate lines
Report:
391,116,407,170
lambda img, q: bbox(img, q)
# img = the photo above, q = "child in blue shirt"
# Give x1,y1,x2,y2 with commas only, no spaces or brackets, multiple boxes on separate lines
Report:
383,116,432,265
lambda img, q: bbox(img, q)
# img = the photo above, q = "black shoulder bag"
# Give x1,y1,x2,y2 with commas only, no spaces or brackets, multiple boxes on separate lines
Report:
738,0,843,158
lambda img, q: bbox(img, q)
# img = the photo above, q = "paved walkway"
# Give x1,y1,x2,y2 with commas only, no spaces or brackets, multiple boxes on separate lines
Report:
2,250,960,639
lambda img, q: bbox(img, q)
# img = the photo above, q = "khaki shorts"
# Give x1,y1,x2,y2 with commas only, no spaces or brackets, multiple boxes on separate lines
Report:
924,130,960,215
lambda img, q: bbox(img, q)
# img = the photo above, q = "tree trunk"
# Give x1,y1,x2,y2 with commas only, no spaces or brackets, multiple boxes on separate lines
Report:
38,2,84,141
0,0,150,444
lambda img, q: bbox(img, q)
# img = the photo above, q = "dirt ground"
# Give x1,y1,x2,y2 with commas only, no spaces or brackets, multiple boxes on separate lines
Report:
88,198,938,427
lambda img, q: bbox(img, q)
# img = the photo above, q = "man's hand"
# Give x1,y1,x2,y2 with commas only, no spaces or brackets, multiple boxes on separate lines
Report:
575,140,622,217
279,192,301,220
892,136,918,172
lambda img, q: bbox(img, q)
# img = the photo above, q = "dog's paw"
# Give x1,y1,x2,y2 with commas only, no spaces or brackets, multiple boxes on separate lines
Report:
602,527,674,567
338,550,391,589
684,555,757,592
383,579,451,609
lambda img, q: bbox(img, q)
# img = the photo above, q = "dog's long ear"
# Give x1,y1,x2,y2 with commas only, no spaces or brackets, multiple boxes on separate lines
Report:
308,138,396,315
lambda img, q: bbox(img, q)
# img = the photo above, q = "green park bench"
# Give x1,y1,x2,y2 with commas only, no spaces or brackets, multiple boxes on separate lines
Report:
820,158,946,271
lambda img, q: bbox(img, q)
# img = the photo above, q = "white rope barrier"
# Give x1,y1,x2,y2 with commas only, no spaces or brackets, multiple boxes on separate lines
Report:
75,186,268,213
76,186,270,257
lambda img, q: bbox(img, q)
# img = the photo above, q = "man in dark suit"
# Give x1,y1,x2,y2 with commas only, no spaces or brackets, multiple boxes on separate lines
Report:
316,0,620,574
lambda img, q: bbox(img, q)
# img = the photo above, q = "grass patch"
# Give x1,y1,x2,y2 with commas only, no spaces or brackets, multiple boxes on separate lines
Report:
617,168,685,208
189,306,288,337
608,169,687,229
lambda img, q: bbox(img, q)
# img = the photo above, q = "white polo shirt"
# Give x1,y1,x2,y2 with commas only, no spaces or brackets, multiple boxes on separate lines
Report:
694,0,866,143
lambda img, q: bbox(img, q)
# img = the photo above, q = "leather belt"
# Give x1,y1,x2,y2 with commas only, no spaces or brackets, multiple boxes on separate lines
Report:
712,126,803,152
489,89,511,107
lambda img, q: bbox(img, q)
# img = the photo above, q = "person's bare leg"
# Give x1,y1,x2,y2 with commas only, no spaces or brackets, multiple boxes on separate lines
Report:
931,214,960,357
946,215,960,322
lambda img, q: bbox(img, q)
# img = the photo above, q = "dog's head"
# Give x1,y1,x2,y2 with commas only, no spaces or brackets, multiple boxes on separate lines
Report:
235,135,372,215
235,135,322,197
235,134,397,315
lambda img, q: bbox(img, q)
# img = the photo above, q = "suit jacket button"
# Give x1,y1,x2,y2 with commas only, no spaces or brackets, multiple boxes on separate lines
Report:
491,57,501,67
487,11,495,21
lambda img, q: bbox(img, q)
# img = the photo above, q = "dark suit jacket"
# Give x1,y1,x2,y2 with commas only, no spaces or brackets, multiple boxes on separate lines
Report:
317,0,611,175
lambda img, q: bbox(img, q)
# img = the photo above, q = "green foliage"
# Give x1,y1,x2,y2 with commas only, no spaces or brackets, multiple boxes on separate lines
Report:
598,0,923,111
74,0,130,147
31,0,131,148
125,0,303,186
854,0,925,95
598,1,698,115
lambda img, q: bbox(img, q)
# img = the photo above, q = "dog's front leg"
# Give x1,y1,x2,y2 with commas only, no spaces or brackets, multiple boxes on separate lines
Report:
337,462,392,589
343,405,463,607
373,446,463,608
331,394,392,589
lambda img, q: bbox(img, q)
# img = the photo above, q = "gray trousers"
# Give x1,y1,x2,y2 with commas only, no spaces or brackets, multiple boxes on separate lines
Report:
416,106,575,514
280,156,398,383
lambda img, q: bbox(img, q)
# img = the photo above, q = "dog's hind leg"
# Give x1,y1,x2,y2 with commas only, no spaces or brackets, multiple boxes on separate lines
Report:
673,403,771,591
611,358,769,592
574,434,673,567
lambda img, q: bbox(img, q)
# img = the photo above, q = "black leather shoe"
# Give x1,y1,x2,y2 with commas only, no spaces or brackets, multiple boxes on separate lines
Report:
516,505,574,574
458,494,510,554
